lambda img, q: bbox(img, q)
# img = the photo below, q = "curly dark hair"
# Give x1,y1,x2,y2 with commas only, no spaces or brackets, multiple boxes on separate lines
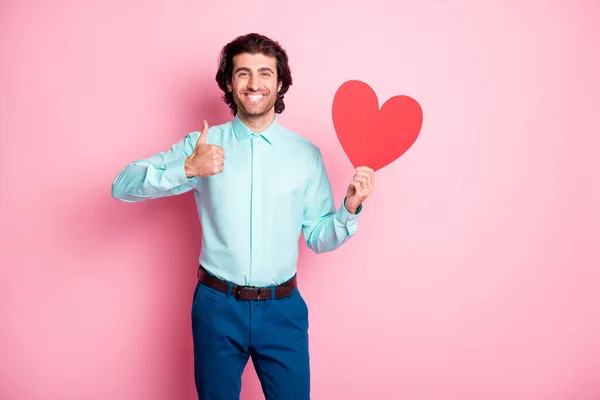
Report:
215,33,293,115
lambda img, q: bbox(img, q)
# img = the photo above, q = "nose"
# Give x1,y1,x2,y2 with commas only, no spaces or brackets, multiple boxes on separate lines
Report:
247,74,260,91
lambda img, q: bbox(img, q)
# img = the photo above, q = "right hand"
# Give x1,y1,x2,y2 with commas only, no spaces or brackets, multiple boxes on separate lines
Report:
184,120,225,178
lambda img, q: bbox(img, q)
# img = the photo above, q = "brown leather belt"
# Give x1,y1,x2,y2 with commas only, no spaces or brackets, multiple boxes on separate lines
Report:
197,266,297,300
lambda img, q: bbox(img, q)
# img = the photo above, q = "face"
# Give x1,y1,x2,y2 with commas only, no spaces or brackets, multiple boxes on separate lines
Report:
227,52,282,119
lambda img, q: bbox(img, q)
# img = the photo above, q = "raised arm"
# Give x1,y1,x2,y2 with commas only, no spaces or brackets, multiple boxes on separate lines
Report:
111,121,224,202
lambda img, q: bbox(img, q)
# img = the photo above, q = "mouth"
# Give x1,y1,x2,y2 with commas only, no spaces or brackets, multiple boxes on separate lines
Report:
244,93,265,102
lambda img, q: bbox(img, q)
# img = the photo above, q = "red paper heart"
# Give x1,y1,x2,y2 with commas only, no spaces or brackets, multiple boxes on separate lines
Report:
332,80,423,171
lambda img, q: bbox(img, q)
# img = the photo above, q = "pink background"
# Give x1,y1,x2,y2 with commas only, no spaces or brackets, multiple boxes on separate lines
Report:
1,1,599,399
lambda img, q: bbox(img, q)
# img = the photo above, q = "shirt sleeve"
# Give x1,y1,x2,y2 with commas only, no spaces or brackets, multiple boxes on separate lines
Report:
301,149,362,253
111,132,200,202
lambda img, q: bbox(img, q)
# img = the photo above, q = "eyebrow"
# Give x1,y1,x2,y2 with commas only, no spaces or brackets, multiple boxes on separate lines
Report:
234,67,275,74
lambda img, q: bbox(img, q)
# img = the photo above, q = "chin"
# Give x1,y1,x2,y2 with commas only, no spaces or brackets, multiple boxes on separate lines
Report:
238,104,274,118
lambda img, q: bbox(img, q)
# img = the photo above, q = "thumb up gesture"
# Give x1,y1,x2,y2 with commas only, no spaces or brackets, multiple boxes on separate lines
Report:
184,120,225,178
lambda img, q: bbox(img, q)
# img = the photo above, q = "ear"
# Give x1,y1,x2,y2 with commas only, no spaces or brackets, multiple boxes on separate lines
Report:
227,78,233,92
277,81,282,93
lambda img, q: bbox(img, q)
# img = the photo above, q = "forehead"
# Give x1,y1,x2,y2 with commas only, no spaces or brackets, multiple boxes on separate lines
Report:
232,52,277,71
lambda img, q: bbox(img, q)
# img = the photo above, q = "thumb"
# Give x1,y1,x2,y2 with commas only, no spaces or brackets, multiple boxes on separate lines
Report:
196,120,209,145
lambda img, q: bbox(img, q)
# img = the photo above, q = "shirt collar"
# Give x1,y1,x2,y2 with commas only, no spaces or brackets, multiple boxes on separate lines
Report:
232,114,279,146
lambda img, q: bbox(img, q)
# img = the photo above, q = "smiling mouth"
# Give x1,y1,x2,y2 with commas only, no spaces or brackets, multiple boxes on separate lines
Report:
245,93,265,102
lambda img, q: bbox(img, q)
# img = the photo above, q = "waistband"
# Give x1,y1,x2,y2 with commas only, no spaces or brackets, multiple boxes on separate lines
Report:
197,265,297,300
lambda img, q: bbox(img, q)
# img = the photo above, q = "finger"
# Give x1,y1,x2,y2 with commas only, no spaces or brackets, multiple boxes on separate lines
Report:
352,180,364,197
359,181,368,197
354,169,373,179
212,145,225,155
356,166,374,173
353,171,370,180
355,169,374,190
358,167,374,189
197,120,209,145
212,149,225,163
212,164,224,175
354,173,370,190
364,172,373,191
354,175,367,188
354,177,371,196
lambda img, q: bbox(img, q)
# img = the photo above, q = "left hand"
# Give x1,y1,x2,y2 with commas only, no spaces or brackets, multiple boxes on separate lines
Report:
344,166,374,214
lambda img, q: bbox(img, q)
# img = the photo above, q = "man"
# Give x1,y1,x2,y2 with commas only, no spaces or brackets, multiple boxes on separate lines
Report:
112,33,374,399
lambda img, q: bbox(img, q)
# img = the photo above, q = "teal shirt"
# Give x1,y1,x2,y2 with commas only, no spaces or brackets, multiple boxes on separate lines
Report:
111,115,362,286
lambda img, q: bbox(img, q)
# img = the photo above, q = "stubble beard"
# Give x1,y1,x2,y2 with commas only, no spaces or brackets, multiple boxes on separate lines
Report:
234,92,278,122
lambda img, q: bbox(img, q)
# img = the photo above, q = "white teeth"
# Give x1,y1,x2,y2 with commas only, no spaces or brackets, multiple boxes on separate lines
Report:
247,94,263,101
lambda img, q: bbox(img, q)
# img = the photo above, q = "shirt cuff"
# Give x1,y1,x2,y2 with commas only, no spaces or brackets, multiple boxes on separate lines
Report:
334,197,362,235
164,158,194,187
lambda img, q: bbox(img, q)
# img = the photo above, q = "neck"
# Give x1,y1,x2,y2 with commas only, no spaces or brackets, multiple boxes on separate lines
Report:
237,110,275,133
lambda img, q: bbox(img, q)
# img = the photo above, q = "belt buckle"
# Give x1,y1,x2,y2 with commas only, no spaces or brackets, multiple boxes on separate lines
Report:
234,286,245,299
235,285,268,300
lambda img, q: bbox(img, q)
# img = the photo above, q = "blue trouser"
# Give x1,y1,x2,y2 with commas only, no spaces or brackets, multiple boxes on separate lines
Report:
191,276,310,399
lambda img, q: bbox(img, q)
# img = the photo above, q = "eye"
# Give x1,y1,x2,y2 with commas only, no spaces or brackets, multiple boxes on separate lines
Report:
261,72,272,77
238,71,249,77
